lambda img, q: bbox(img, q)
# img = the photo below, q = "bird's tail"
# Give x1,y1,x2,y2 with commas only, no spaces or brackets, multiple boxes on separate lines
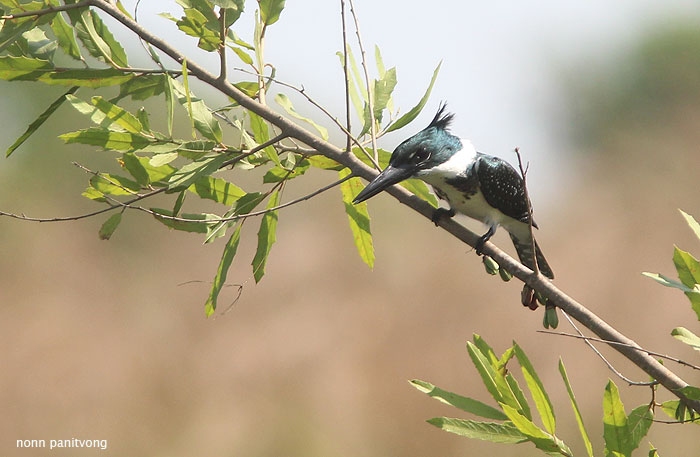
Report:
509,233,554,279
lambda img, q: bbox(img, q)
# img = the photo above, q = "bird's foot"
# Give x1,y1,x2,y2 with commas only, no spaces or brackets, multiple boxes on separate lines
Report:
475,225,497,256
431,207,455,226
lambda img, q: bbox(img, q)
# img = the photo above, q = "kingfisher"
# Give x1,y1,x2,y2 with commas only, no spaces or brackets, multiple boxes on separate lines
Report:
352,104,554,280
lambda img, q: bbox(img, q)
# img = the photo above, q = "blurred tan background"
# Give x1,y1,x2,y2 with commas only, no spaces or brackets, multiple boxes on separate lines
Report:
2,2,700,456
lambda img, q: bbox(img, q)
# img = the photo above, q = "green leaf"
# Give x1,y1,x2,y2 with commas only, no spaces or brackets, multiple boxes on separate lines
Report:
641,272,696,293
501,404,571,455
50,12,82,60
89,173,140,196
115,74,165,101
151,208,220,234
188,176,245,206
20,28,56,61
678,385,700,401
680,209,700,241
249,111,280,165
558,359,594,457
98,212,122,240
169,74,223,142
409,379,507,420
401,178,439,207
427,417,527,444
40,68,134,87
274,93,328,140
627,404,653,454
72,8,128,67
258,0,285,25
0,55,52,80
513,344,556,434
603,380,631,457
90,96,144,133
231,46,253,65
167,154,229,191
673,246,700,288
386,61,442,133
467,341,528,417
372,66,397,125
205,224,243,316
339,169,374,269
251,190,281,283
59,127,151,151
671,327,700,351
263,159,310,183
659,400,699,423
6,86,78,157
649,443,661,457
121,153,150,186
176,7,220,52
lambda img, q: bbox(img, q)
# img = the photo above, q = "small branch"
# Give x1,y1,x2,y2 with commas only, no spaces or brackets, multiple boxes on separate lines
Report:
560,312,657,386
539,327,700,372
348,0,379,164
0,0,91,19
121,174,353,224
340,0,352,154
218,8,227,81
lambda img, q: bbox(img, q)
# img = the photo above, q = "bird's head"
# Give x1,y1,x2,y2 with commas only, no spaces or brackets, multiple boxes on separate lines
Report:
353,103,462,204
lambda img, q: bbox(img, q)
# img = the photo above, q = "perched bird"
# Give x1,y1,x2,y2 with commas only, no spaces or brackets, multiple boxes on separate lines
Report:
353,104,554,280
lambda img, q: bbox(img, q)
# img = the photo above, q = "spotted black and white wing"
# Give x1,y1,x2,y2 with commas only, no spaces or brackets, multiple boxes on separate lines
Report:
473,154,534,226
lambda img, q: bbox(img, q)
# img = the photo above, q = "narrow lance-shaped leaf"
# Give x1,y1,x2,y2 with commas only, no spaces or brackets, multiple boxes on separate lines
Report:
50,11,82,61
679,209,700,241
252,190,282,282
339,169,375,269
59,127,151,151
72,8,128,67
169,70,223,142
500,404,571,456
90,96,144,133
205,224,243,317
513,343,556,434
558,359,594,457
386,61,442,133
6,86,79,157
427,417,527,444
409,379,507,420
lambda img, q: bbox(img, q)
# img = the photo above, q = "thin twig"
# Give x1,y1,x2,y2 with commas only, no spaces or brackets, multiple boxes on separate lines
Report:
340,0,352,154
560,311,657,385
0,0,91,19
125,174,353,224
539,326,700,371
347,0,379,164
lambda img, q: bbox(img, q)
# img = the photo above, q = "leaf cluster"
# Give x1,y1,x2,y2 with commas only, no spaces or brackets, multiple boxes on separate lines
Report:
0,0,442,315
412,335,664,457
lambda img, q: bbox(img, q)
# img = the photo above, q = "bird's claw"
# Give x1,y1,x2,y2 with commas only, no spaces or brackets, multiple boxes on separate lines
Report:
431,207,455,226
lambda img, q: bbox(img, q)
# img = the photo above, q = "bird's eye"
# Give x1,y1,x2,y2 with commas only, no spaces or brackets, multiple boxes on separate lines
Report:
413,148,430,164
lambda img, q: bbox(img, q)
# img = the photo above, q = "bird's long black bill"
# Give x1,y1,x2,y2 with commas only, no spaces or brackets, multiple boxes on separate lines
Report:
352,165,413,204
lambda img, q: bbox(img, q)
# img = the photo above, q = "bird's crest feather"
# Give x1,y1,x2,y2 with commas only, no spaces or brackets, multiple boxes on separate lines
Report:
427,102,454,131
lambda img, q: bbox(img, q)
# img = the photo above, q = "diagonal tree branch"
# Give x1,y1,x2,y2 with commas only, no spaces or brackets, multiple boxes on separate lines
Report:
24,0,700,413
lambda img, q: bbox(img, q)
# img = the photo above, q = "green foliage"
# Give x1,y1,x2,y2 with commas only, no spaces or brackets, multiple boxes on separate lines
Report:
0,0,447,317
644,210,700,320
413,335,663,456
